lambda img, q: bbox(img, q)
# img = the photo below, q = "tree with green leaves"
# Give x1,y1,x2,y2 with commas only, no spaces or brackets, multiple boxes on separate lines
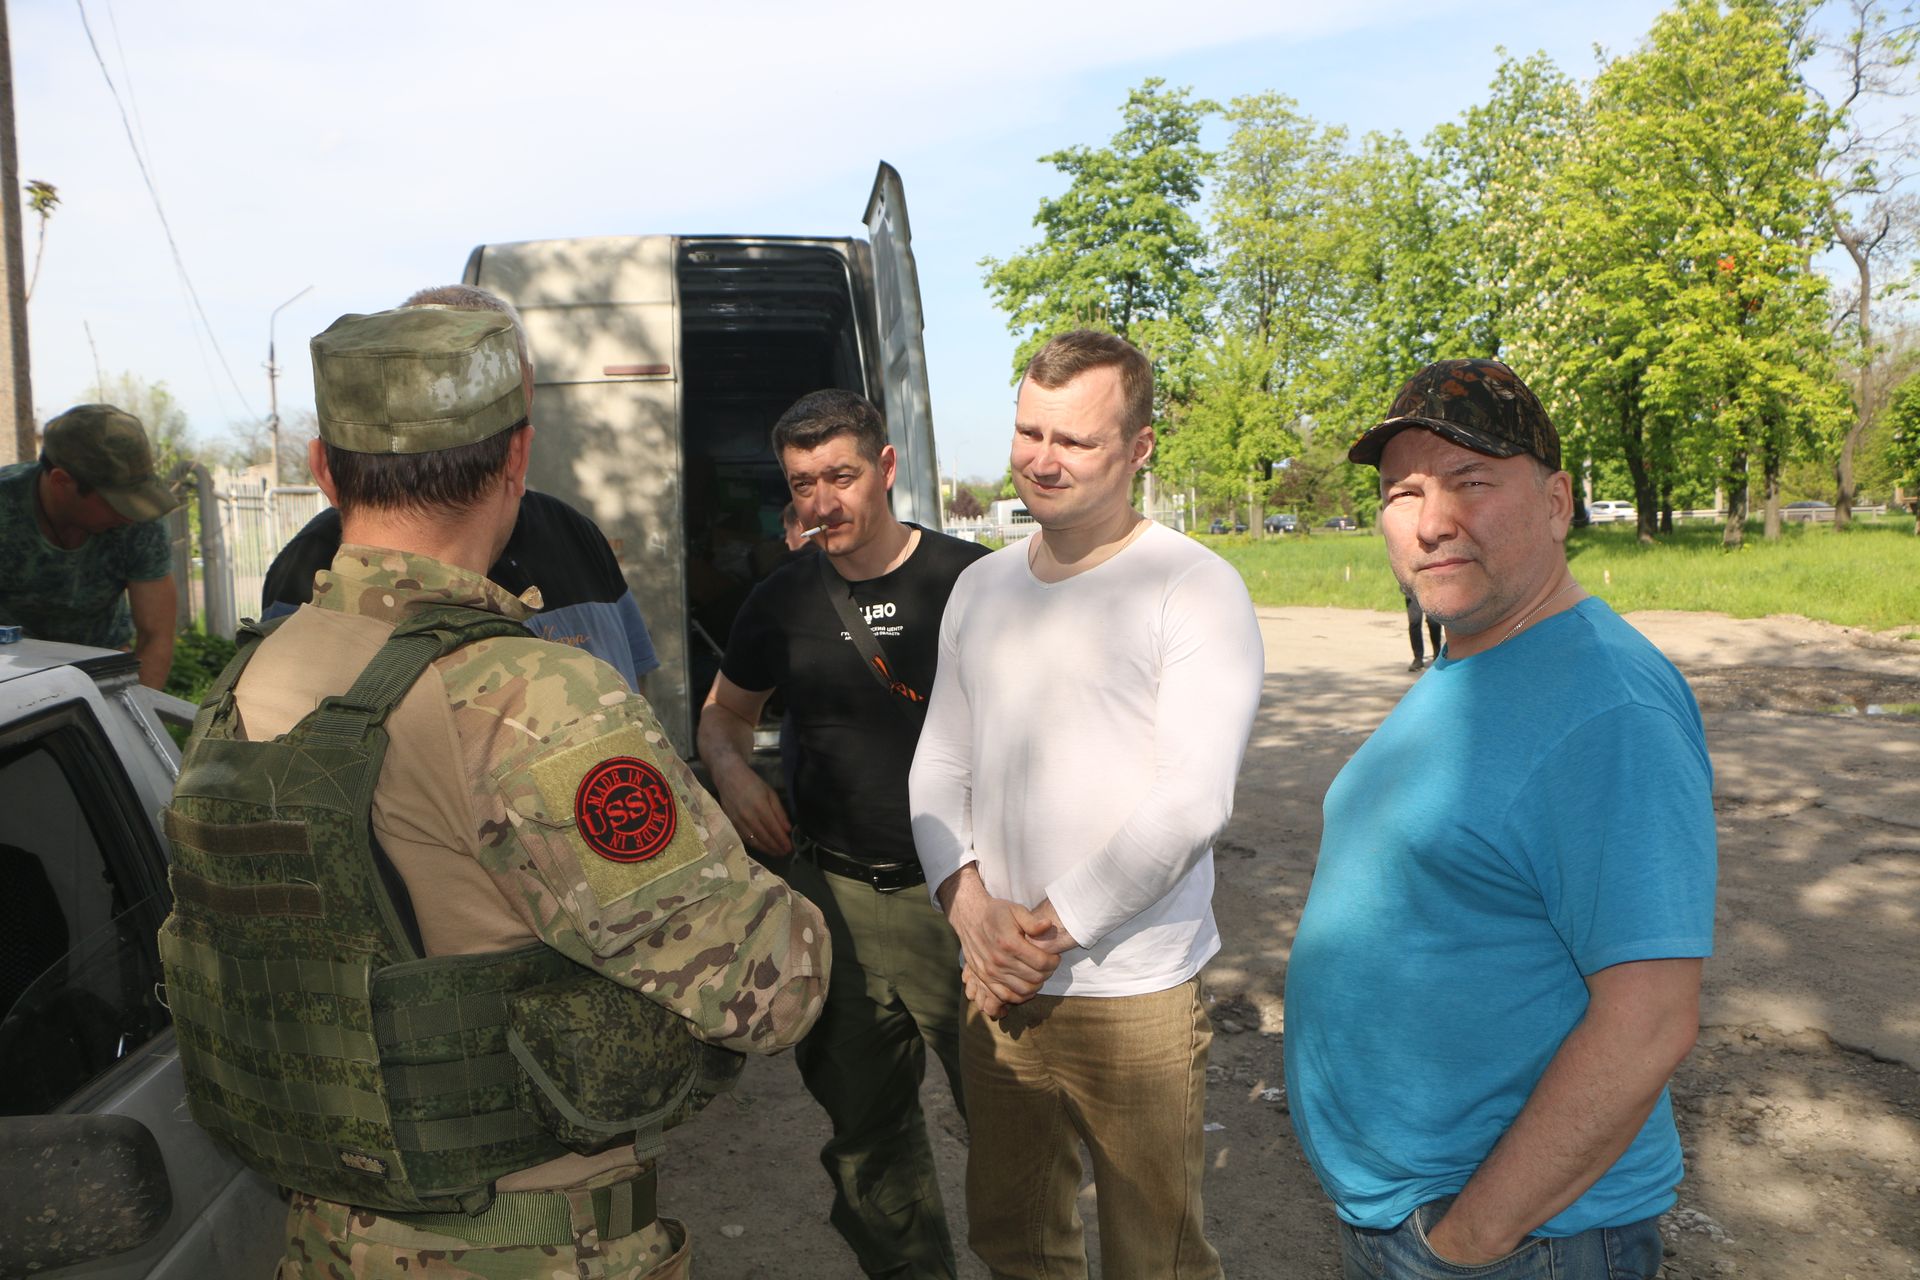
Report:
1312,133,1463,440
1427,52,1586,360
1512,0,1847,544
1885,369,1920,530
1155,330,1299,519
1815,0,1919,527
981,79,1218,404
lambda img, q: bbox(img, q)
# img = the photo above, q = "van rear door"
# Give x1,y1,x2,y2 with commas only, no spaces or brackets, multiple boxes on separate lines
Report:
862,163,942,530
461,237,693,750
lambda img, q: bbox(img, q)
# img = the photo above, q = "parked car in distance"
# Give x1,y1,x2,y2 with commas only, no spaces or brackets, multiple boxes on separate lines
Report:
1209,517,1248,534
1322,515,1357,531
1782,500,1835,521
0,639,285,1279
1264,512,1298,534
1588,500,1637,524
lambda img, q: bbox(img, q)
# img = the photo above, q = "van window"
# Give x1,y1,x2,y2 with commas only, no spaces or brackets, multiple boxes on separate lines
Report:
0,711,169,1116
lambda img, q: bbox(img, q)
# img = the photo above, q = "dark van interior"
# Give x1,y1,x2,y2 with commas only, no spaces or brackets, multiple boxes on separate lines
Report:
676,240,871,738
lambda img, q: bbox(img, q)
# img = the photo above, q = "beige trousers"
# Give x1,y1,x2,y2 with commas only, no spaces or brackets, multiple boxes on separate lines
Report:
960,976,1222,1280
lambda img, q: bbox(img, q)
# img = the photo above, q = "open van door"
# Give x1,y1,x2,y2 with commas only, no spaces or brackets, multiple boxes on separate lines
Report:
863,163,942,530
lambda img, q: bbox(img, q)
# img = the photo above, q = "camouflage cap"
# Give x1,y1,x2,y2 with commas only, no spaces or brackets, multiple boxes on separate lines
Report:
41,403,183,522
1348,358,1561,472
311,307,527,455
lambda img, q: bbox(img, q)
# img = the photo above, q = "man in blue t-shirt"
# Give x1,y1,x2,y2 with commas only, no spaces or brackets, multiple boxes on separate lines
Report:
1284,359,1716,1279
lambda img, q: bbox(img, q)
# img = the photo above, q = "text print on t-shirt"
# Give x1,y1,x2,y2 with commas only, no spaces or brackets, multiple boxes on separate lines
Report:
847,598,905,640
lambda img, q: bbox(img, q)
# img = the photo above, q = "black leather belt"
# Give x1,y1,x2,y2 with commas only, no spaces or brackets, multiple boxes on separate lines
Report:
794,831,926,893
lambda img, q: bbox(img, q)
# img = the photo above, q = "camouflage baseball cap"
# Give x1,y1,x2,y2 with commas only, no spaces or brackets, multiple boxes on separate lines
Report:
311,306,527,455
1348,358,1561,472
41,403,183,522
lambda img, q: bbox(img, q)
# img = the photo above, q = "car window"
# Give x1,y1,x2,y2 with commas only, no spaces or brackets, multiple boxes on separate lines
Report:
0,708,170,1117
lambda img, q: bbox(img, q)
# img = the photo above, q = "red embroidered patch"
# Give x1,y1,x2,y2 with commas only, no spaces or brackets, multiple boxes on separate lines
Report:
574,757,677,863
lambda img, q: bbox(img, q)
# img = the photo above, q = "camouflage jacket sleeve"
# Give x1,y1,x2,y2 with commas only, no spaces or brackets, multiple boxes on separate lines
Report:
441,635,828,1054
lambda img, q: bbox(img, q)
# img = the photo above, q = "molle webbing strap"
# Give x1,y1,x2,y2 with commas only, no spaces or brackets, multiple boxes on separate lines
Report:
390,1108,543,1154
168,869,322,919
163,928,373,1001
374,989,511,1045
163,809,307,857
389,1167,659,1247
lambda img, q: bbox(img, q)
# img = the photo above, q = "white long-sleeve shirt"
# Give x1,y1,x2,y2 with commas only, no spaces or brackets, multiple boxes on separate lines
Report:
909,521,1266,997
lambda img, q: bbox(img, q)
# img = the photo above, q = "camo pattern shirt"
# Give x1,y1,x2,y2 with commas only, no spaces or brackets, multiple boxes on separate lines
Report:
0,461,171,648
262,545,828,1055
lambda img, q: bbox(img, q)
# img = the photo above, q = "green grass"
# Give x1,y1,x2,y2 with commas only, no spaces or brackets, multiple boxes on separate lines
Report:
1203,517,1920,630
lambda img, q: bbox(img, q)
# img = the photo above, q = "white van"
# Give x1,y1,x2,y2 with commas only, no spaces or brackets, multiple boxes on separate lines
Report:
462,164,940,757
1588,500,1637,524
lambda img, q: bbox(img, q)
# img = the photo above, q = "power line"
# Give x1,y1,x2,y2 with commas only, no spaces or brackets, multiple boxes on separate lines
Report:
73,0,257,421
102,0,155,181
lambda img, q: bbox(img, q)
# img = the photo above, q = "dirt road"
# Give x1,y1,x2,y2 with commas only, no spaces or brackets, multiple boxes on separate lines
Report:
664,607,1920,1278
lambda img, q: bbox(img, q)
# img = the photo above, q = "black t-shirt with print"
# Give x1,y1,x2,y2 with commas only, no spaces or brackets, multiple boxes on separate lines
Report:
721,525,988,864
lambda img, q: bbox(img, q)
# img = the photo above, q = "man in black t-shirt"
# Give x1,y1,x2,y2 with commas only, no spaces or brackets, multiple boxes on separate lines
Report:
700,390,986,1280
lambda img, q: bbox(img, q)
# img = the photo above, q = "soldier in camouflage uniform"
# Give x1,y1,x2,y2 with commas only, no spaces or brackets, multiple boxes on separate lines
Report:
195,306,829,1279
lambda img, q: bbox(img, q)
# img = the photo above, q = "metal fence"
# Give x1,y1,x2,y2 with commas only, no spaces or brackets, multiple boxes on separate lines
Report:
172,476,327,638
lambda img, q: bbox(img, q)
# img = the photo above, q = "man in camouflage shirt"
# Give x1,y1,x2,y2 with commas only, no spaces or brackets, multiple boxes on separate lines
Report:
0,403,181,687
239,305,829,1278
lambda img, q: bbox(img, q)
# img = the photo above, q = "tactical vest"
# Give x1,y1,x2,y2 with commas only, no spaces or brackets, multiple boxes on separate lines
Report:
158,604,740,1216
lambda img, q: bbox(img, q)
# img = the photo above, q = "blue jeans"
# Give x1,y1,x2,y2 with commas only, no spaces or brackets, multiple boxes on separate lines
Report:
1338,1197,1663,1279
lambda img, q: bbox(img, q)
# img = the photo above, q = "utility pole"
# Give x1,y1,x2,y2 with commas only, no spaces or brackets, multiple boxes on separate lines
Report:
265,286,311,484
0,2,34,463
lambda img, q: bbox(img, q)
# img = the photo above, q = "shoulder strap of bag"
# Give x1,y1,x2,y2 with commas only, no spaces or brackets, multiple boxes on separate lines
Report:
815,551,924,709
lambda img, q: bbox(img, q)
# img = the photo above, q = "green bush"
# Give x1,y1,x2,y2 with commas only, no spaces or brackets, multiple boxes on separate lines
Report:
165,629,238,705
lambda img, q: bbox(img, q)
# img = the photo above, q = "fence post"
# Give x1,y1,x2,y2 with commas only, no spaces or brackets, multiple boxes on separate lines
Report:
192,463,237,639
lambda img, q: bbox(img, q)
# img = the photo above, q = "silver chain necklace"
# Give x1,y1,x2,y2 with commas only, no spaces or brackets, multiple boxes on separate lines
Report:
1504,579,1579,642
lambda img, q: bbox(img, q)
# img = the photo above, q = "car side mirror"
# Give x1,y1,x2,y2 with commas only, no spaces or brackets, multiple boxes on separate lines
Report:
0,1113,173,1272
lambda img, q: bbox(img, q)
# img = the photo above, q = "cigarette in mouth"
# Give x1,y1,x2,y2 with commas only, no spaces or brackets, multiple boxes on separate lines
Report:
800,525,825,538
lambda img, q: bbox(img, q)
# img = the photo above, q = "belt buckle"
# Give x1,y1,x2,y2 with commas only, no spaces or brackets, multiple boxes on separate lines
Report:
868,865,909,894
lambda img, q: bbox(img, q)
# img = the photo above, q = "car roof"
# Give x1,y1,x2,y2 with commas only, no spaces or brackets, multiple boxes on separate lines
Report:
0,637,138,686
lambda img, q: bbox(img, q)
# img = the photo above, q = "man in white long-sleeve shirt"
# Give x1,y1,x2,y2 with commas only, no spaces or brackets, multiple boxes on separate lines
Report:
909,330,1264,1280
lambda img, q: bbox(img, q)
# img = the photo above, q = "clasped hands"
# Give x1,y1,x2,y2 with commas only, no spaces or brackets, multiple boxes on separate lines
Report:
936,865,1079,1018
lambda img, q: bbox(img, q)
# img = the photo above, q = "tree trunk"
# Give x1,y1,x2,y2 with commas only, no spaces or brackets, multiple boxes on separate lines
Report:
1762,448,1782,541
1835,234,1871,531
1659,481,1674,535
1623,421,1657,546
1723,452,1748,548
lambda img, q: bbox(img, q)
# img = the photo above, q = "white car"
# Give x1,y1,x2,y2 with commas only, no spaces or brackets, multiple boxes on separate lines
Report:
0,639,283,1278
1588,500,1637,524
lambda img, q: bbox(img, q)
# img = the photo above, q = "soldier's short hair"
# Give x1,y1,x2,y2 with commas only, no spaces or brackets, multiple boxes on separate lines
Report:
324,429,523,515
1023,329,1154,440
770,389,887,464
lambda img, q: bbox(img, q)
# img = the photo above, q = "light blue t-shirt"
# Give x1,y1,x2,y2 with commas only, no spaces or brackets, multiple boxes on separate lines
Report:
1283,597,1716,1235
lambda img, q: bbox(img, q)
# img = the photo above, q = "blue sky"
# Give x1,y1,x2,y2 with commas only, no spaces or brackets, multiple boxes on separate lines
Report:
19,0,1700,479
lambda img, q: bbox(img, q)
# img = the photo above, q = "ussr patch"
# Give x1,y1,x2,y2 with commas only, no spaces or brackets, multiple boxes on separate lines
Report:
575,757,677,862
525,724,711,907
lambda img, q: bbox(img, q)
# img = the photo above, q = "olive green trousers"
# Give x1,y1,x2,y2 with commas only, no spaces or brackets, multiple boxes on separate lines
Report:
784,851,967,1280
